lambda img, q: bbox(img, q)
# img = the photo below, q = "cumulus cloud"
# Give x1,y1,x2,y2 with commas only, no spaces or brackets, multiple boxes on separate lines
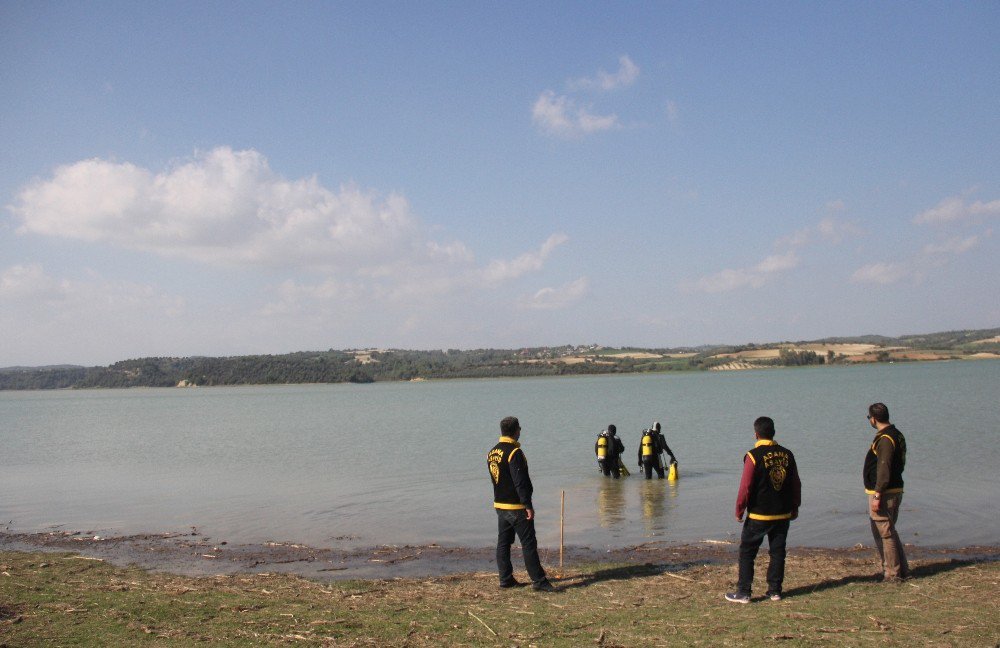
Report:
914,195,1000,225
532,56,640,138
11,147,427,271
482,233,568,283
531,91,620,138
922,235,980,255
0,263,185,317
520,276,589,310
0,264,62,300
568,55,639,92
851,234,983,286
851,262,912,285
685,210,867,294
776,214,863,249
685,251,800,294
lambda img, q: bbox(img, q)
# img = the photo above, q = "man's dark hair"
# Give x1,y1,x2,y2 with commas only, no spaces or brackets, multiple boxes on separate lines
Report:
868,402,890,423
607,424,616,435
500,416,520,437
753,416,775,439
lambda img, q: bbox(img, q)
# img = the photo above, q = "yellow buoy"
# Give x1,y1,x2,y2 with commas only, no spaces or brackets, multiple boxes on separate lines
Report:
667,462,678,481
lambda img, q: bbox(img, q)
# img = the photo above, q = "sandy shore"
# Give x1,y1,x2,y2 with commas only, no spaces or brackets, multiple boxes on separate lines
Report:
3,528,997,582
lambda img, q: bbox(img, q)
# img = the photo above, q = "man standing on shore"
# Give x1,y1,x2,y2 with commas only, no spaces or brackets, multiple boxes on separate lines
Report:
863,402,909,582
487,416,556,592
726,416,801,603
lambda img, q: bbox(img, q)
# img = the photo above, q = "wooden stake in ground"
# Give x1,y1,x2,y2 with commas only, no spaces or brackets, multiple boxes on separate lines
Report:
559,489,565,577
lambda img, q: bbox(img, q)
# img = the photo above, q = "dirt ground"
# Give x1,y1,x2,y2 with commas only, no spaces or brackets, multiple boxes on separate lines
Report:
2,529,996,583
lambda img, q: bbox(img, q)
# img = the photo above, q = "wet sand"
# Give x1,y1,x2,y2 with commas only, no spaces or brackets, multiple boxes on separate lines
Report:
3,528,997,582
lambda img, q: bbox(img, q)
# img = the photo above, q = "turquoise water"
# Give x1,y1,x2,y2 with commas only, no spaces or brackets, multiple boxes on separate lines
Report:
1,360,997,550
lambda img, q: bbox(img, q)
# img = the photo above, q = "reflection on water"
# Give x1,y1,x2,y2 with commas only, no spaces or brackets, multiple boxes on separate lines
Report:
595,477,680,538
596,479,626,528
639,479,678,537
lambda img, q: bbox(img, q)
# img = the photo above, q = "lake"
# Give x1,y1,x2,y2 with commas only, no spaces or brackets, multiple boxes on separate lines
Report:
1,360,997,550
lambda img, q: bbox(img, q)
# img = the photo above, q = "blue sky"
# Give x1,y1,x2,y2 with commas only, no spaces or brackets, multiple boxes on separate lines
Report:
1,2,998,366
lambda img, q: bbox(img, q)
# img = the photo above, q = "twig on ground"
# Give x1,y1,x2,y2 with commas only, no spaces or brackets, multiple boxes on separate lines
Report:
468,610,497,637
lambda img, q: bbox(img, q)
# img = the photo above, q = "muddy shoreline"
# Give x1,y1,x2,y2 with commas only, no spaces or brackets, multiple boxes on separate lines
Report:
3,528,997,582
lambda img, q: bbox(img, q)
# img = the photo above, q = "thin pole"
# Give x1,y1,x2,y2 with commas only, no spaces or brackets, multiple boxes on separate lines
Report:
559,489,565,575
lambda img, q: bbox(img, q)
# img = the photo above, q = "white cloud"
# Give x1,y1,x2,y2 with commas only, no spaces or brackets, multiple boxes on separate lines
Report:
482,233,568,283
0,263,185,324
0,264,62,300
520,276,589,310
914,195,1000,225
922,235,980,255
11,147,428,271
568,55,639,92
685,209,873,294
851,234,982,285
531,91,620,138
685,251,800,294
851,262,912,285
775,215,861,249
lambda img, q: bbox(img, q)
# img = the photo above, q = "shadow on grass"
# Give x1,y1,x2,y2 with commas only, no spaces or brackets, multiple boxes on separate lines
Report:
782,557,991,599
555,562,701,591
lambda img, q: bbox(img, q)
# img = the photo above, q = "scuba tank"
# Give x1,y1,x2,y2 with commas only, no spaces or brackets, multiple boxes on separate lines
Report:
640,429,656,458
596,432,609,459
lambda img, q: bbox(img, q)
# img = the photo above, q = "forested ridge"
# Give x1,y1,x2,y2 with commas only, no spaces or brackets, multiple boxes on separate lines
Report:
1,327,997,390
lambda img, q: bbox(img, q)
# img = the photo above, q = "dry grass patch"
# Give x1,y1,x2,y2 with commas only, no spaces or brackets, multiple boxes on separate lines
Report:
2,550,997,646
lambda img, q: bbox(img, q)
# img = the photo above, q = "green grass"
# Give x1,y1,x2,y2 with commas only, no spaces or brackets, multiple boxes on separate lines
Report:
2,550,997,646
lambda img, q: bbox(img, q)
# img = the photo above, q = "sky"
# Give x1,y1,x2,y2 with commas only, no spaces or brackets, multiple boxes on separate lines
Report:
1,2,998,367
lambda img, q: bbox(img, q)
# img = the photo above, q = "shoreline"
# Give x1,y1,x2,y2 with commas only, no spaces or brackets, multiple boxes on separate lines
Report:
3,529,997,582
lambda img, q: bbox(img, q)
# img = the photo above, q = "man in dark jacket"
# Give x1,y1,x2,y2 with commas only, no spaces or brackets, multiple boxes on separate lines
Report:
864,402,909,582
726,416,801,603
487,416,556,592
595,424,625,478
639,421,677,478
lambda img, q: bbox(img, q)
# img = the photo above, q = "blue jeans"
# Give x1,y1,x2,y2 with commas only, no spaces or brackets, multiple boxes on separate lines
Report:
496,509,547,586
737,518,790,596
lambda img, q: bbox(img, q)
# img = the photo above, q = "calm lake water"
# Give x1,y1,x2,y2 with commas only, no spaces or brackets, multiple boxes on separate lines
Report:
1,361,998,550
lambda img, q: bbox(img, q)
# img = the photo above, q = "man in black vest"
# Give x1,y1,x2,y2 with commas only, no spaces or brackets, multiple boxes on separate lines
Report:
864,402,909,582
726,416,801,603
487,416,556,592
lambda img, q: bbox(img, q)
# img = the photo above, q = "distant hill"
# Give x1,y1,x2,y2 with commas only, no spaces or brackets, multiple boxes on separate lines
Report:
2,327,998,391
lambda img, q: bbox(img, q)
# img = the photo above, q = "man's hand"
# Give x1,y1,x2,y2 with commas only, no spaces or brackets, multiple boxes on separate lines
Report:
525,508,534,520
869,497,881,516
791,509,799,521
735,512,744,523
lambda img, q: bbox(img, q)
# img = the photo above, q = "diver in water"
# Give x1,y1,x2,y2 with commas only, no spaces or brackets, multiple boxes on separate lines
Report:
595,424,625,478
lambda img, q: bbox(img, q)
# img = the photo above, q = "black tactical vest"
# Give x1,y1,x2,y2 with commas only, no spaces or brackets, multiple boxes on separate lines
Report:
746,440,798,520
488,436,526,509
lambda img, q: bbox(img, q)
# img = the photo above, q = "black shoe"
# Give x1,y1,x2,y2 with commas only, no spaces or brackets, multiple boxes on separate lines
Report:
532,580,557,592
499,579,523,589
725,591,750,604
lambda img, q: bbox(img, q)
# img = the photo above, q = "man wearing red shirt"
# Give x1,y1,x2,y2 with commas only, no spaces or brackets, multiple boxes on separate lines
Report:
726,416,801,603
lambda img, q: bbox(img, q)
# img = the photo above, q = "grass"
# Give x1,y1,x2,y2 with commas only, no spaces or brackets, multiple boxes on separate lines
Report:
1,550,997,646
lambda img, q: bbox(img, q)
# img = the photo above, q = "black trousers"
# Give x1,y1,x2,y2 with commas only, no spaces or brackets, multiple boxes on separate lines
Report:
737,518,790,596
597,458,619,478
642,457,665,479
496,509,547,586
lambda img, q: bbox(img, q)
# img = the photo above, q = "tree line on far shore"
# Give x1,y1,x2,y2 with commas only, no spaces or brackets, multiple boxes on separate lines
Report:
1,327,997,391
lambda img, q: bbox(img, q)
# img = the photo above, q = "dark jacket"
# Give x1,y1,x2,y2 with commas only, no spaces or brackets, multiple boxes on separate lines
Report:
735,439,801,521
863,425,906,494
488,436,533,510
595,433,624,461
